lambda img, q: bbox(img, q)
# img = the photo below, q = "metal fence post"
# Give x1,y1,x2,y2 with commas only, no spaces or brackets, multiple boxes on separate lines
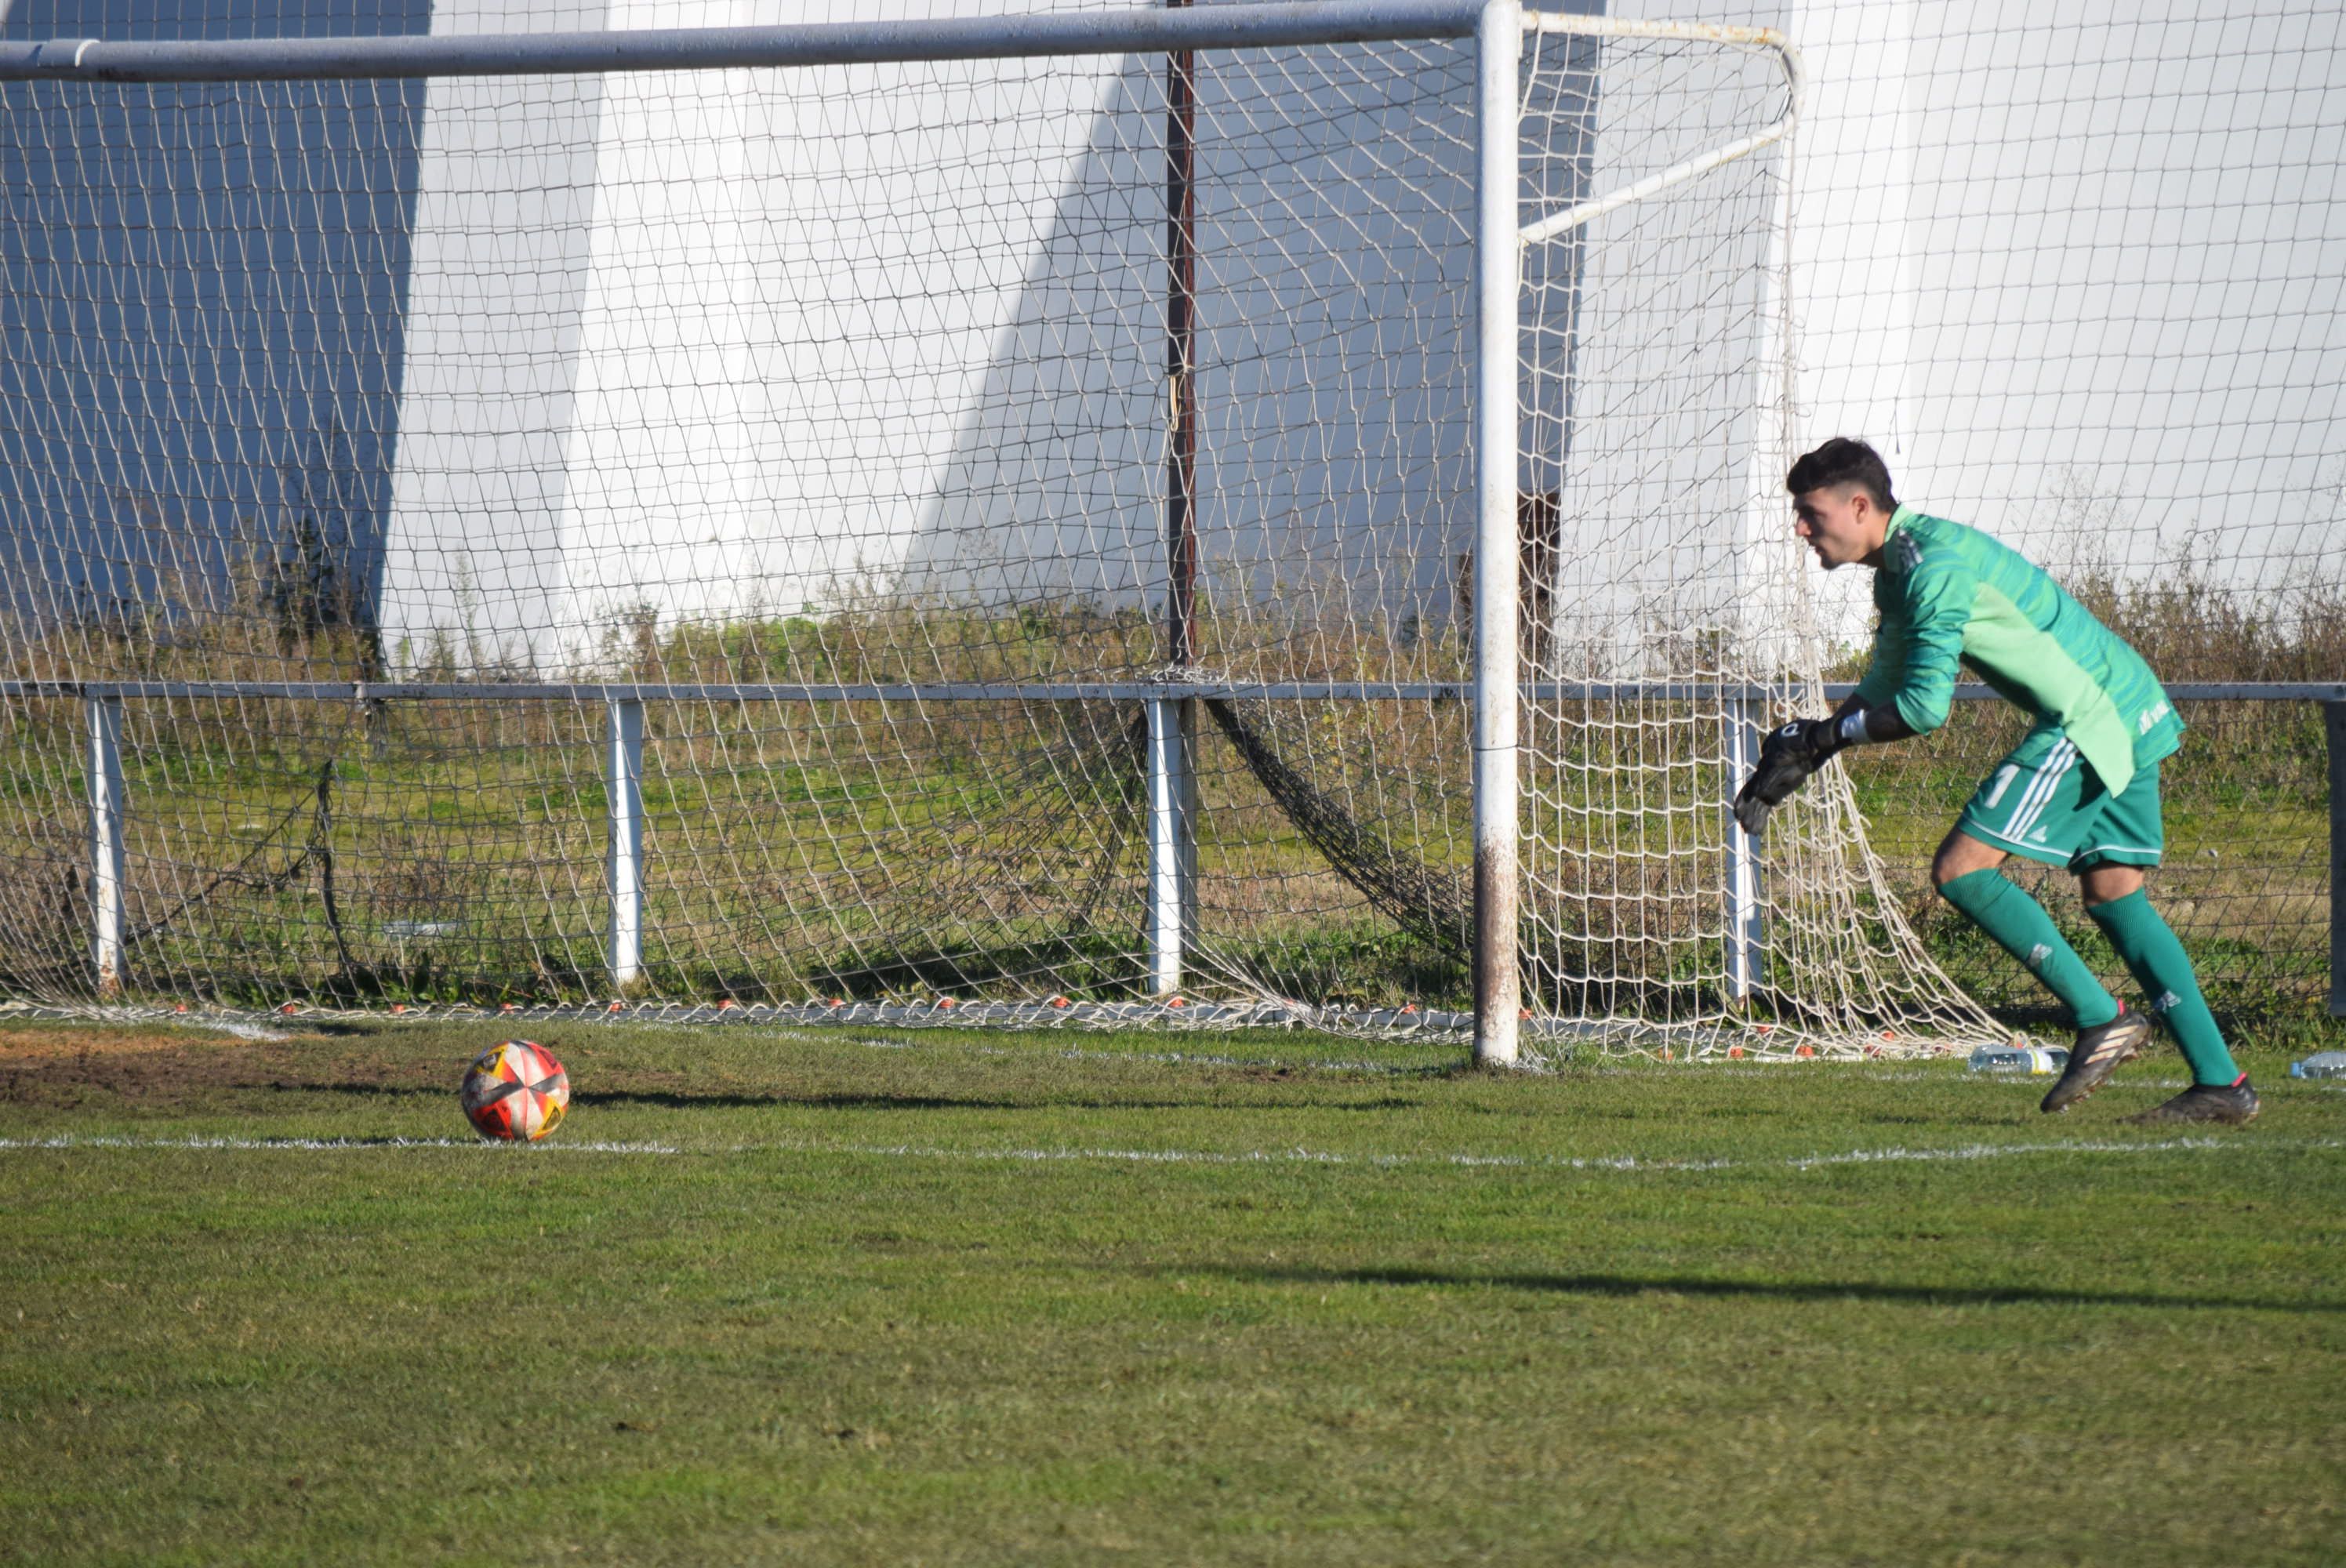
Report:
2328,701,2345,1018
1471,0,1523,1065
1151,4,1201,1003
1146,695,1196,996
607,699,645,990
1723,695,1764,1000
86,695,126,997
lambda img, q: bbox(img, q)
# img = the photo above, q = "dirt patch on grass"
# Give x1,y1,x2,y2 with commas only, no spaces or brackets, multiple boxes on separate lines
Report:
0,1029,710,1112
0,1026,274,1062
0,1029,442,1109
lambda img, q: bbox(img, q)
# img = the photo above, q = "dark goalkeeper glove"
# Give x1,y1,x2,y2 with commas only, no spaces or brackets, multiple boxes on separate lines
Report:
1732,717,1847,840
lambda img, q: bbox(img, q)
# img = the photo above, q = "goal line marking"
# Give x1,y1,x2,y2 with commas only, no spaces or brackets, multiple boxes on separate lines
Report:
2,1132,2328,1171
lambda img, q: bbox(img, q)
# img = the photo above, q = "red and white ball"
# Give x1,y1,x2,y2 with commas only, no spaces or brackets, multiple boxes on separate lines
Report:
461,1040,570,1142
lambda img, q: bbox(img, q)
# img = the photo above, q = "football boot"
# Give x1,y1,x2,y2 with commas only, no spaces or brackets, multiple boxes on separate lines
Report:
2039,1002,2152,1114
2123,1076,2261,1127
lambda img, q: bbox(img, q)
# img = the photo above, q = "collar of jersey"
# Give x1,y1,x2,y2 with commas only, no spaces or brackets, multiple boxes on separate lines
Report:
1885,503,1922,538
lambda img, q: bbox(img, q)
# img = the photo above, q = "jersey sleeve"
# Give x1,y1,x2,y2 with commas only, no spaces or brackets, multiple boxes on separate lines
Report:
1878,552,1976,735
1851,613,1908,710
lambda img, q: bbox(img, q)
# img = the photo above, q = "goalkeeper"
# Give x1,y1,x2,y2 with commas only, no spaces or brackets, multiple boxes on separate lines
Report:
1735,437,2257,1125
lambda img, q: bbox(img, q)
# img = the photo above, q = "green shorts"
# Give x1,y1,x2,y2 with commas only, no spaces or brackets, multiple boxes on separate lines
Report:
1956,727,2163,872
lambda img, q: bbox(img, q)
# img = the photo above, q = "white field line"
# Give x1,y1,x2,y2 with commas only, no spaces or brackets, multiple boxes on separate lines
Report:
176,1018,294,1043
763,1134,2335,1172
2,1133,2330,1172
0,1007,295,1044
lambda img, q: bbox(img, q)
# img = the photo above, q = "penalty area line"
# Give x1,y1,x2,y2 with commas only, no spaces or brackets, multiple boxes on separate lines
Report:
774,1134,2331,1172
2,1133,2330,1170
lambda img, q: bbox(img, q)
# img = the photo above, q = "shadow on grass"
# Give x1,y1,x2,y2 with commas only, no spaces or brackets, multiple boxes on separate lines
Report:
229,1083,1205,1112
1191,1263,2346,1316
568,1089,1429,1113
572,1090,1197,1113
0,1054,1440,1114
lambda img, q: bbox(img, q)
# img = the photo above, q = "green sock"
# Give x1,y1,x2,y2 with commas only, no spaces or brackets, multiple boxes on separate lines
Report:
2084,890,2241,1087
1939,869,2119,1028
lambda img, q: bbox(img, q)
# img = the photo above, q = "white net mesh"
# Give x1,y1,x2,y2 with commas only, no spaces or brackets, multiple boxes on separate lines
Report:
1,0,2336,1054
1655,0,2346,1040
0,18,1498,1025
1512,15,1993,1053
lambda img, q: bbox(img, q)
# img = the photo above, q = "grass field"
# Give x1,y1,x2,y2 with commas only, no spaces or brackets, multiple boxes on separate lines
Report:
3,1014,2342,1565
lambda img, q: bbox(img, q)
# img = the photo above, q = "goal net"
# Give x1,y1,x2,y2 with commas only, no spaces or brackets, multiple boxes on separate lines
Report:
0,0,2106,1057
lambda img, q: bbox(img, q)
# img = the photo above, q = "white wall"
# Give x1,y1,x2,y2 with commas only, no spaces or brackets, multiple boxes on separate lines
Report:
380,1,1491,673
383,0,1138,670
380,0,2346,673
380,0,612,672
1731,0,2344,644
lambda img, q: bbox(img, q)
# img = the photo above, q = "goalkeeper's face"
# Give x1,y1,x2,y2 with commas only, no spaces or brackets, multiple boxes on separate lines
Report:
1791,484,1886,570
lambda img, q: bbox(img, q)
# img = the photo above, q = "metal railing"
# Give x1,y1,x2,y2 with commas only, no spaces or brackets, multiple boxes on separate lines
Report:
10,676,2337,1015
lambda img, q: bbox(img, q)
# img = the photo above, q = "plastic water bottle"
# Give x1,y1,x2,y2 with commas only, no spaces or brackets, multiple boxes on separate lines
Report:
2288,1051,2346,1080
1967,1042,2070,1076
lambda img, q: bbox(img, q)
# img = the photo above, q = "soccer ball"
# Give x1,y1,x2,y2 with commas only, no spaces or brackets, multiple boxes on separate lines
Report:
461,1040,570,1142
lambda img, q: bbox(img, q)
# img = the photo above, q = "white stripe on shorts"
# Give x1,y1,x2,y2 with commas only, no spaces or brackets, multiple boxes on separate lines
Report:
2003,740,2076,844
2015,740,2079,839
1995,744,2058,840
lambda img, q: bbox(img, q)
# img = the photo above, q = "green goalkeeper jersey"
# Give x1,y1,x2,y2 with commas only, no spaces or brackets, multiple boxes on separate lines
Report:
1852,506,2184,794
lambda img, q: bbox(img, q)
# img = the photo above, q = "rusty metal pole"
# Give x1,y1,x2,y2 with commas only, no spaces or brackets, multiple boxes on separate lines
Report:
1167,2,1200,673
1472,0,1523,1064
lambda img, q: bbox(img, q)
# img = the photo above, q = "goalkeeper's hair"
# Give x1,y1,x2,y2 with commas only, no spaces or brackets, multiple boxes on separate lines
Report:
1786,437,1898,512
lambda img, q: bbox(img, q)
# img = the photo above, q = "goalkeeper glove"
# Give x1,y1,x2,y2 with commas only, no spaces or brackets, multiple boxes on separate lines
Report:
1732,717,1847,839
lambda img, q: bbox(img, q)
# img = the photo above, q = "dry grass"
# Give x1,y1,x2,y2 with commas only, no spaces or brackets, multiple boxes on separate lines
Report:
1,560,2332,1024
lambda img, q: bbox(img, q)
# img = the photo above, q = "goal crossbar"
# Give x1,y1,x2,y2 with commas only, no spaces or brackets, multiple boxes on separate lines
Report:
0,5,1797,89
0,1,1487,82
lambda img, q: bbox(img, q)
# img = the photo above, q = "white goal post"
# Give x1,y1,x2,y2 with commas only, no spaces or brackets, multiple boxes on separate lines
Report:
0,0,2002,1060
